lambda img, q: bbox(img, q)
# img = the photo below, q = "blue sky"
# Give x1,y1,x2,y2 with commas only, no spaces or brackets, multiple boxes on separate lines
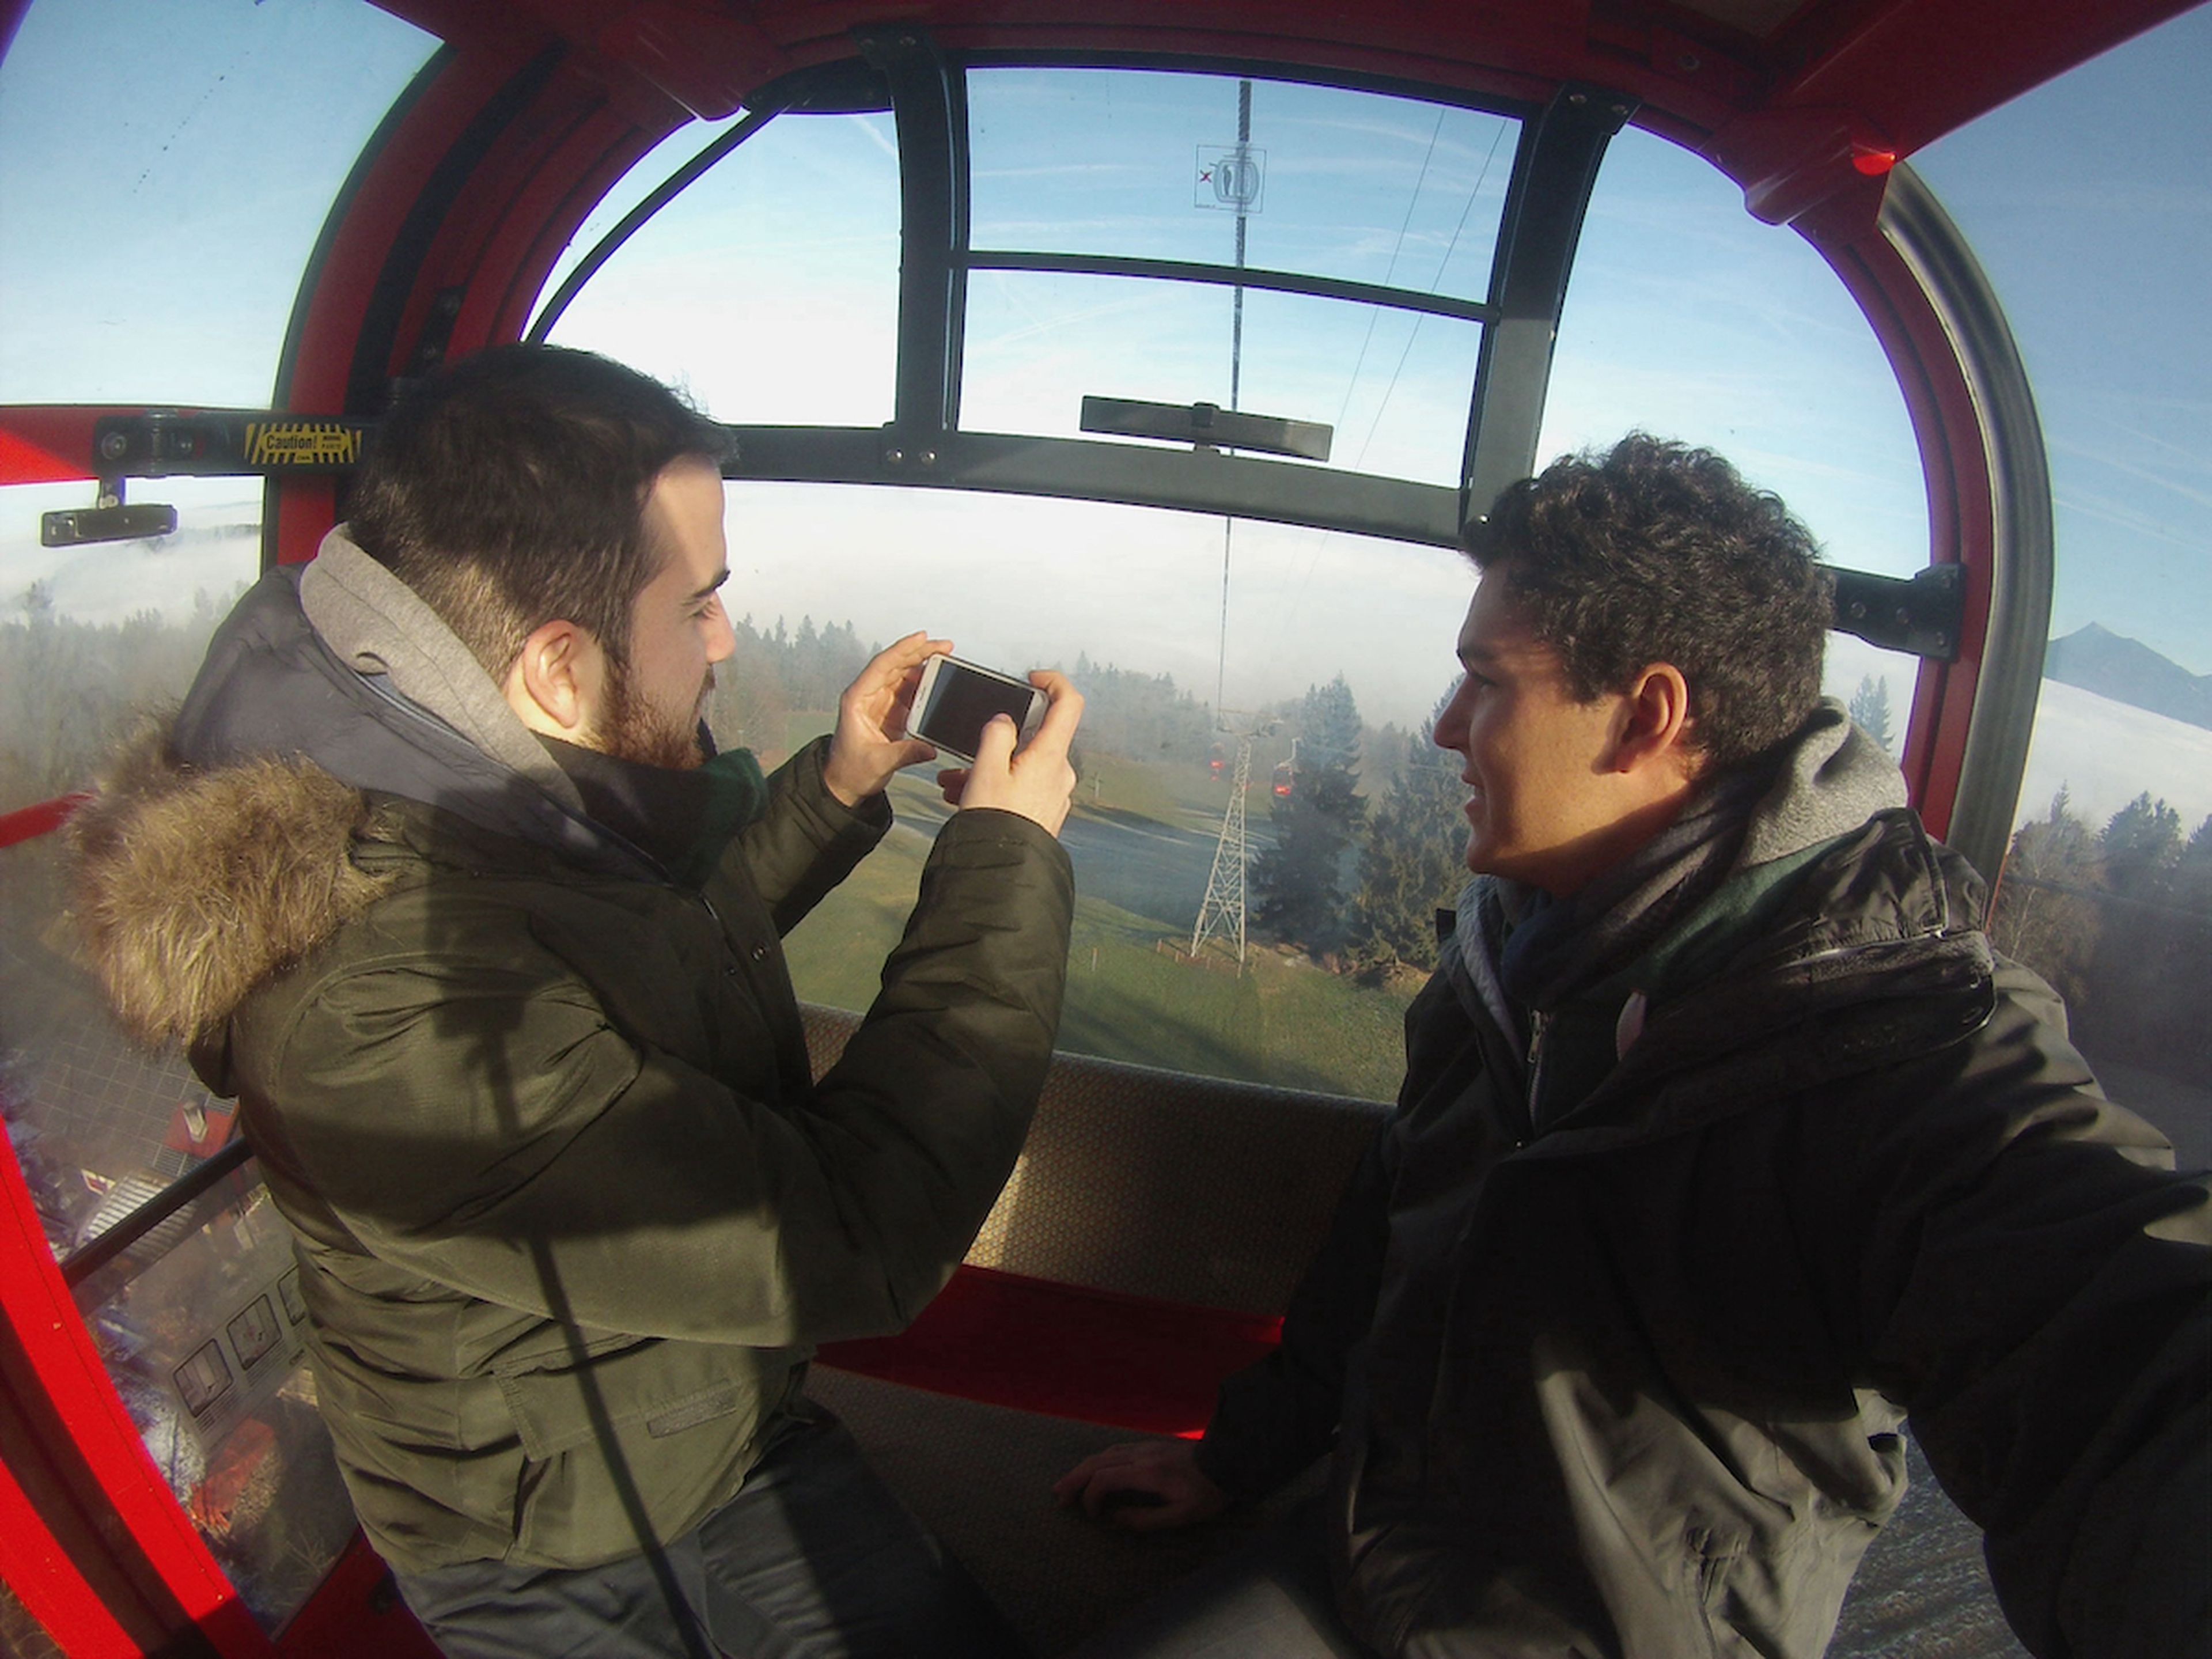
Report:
1912,4,2212,675
2,0,2205,755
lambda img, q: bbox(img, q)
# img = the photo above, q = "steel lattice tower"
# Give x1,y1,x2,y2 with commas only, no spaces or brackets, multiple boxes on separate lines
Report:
1190,732,1255,967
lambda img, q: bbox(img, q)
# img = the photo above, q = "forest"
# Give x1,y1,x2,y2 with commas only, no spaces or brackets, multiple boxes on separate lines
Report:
1990,789,2212,1086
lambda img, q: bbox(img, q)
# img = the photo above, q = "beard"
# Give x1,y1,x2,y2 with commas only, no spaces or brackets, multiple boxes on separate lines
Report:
596,659,713,771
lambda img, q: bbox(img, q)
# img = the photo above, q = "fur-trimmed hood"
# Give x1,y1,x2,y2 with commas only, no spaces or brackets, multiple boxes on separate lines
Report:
68,724,392,1049
67,529,656,1048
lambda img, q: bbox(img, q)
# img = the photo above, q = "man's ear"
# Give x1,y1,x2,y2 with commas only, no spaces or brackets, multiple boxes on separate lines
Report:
502,619,603,738
1612,662,1696,778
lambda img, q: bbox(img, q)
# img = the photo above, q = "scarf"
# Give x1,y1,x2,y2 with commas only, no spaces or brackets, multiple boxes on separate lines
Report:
1450,698,1909,1036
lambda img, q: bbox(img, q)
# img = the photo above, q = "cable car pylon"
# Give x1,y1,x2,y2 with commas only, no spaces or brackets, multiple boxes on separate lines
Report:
1190,728,1257,969
1188,75,1264,974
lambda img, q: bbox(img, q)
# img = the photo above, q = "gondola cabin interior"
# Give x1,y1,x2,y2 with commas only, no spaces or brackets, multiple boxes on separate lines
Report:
2,0,2208,1653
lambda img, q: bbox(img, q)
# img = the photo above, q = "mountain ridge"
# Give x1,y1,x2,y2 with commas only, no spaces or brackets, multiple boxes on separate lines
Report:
2044,623,2212,733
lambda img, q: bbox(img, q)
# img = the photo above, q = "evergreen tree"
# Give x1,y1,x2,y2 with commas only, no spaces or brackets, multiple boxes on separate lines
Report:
1252,675,1366,955
2187,814,2212,872
1990,788,2100,1012
2099,791,2181,884
1074,661,1212,762
1992,789,2212,1089
1,589,233,805
1847,673,1895,753
1346,685,1467,979
707,615,790,754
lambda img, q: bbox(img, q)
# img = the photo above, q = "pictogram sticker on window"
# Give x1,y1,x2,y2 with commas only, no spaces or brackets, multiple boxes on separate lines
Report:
227,1295,283,1370
175,1340,234,1417
1195,145,1266,213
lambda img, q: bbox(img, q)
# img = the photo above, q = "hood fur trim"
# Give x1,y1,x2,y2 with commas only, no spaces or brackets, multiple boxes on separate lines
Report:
68,720,394,1048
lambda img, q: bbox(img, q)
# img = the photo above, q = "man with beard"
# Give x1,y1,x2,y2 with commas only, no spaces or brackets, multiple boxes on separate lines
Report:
70,344,1083,1658
1055,435,2209,1659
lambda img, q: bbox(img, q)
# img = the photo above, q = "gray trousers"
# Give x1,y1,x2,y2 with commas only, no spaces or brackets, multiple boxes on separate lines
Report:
395,1412,1024,1659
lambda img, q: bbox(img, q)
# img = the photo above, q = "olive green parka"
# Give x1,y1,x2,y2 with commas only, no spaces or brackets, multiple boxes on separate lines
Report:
70,540,1074,1574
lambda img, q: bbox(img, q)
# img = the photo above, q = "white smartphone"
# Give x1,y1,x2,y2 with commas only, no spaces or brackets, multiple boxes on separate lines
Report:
909,654,1047,763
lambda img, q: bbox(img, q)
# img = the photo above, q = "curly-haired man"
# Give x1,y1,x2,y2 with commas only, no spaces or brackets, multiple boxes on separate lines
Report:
1059,435,2210,1659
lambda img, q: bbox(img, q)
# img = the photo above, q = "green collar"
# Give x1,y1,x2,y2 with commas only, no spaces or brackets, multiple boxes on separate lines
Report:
538,736,767,887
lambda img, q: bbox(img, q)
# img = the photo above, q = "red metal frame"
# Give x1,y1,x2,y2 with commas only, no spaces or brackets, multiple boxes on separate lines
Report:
1783,187,1993,837
821,1264,1282,1437
267,37,548,563
0,408,142,488
271,1535,441,1659
0,1456,140,1658
0,1127,273,1656
0,794,88,850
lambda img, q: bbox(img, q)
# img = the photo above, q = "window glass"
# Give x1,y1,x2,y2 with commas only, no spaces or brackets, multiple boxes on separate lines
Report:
0,481,338,1635
961,272,1480,483
1539,125,1928,584
1918,9,2212,1171
0,0,437,405
75,1173,358,1635
1820,640,1922,763
709,482,1478,1101
968,68,1517,304
1,478,259,809
532,112,748,324
0,1579,63,1658
541,112,902,426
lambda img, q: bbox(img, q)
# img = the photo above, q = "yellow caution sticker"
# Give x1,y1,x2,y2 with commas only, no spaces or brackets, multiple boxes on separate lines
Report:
243,422,362,467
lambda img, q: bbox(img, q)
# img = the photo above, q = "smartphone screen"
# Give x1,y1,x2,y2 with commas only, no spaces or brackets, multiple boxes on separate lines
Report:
912,658,1043,761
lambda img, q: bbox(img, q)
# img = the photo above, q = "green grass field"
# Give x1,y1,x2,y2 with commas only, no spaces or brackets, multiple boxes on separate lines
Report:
782,768,1416,1101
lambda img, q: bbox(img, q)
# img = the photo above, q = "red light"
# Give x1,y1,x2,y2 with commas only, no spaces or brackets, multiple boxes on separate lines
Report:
1852,147,1896,176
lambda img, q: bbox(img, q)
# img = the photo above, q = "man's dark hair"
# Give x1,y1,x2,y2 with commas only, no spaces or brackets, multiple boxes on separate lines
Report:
1463,433,1833,771
348,344,731,678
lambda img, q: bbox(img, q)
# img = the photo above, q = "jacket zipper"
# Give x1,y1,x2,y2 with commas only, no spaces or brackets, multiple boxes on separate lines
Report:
1525,1009,1551,1131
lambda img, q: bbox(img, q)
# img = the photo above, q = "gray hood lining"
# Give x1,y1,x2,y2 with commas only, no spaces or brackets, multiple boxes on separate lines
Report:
300,528,584,816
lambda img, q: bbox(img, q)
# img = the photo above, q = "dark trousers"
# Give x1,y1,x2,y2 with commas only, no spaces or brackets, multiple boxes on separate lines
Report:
396,1412,1025,1659
1067,1500,1379,1659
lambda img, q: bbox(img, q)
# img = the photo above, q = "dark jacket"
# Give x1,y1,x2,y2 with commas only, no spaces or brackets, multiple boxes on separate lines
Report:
69,537,1075,1574
1198,737,2209,1657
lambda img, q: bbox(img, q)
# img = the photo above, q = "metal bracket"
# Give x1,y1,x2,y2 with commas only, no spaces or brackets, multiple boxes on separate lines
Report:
40,469,177,547
41,490,179,547
1081,396,1332,461
407,285,467,378
88,411,372,476
1829,562,1965,660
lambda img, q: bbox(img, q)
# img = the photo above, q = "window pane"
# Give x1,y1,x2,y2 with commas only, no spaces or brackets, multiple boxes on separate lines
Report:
0,478,349,1637
1538,125,1927,582
0,1577,64,1658
1920,9,2212,1171
0,0,437,404
962,271,1480,485
968,68,1517,305
543,112,902,426
1,475,261,1334
1821,641,1919,764
2,479,260,808
532,112,748,321
79,1177,358,1635
709,482,1478,1101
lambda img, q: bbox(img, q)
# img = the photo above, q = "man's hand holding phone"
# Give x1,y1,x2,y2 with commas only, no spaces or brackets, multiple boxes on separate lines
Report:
946,669,1082,838
822,631,953,808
